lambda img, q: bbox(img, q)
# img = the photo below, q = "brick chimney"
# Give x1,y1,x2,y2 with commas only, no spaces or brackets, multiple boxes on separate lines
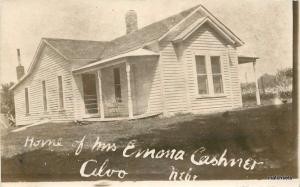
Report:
16,49,25,80
125,10,138,34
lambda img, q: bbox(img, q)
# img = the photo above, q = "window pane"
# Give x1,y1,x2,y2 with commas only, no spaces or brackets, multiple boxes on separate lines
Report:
211,56,221,74
58,76,64,109
42,81,47,111
197,75,208,94
114,68,122,102
114,68,121,84
195,56,206,74
25,88,29,114
213,75,224,94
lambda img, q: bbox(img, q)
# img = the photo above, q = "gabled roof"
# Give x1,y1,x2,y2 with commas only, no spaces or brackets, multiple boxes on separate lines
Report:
42,5,201,62
11,4,244,90
173,17,236,44
161,5,243,46
10,38,109,90
43,38,108,60
159,6,205,41
98,4,201,60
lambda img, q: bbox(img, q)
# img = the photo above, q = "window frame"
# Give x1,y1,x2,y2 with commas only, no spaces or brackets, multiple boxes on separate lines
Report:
210,56,224,94
194,52,225,98
195,55,209,96
113,67,122,102
57,75,65,110
42,80,48,112
25,87,30,115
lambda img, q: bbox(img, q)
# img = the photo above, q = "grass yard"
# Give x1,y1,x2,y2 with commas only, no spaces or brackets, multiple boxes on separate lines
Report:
1,103,297,181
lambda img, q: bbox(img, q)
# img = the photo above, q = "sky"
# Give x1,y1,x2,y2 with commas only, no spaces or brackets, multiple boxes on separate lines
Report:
0,0,293,83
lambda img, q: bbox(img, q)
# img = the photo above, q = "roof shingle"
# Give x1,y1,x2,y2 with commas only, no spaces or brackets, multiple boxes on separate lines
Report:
99,4,201,60
44,38,108,60
44,4,200,61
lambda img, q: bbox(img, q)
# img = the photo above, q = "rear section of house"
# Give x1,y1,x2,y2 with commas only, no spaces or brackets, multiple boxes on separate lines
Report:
13,44,75,126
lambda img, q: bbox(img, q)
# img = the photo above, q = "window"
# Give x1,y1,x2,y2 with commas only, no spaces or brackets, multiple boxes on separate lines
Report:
25,88,29,114
113,68,122,102
195,56,209,94
42,81,47,111
211,56,224,94
195,55,224,96
58,76,64,109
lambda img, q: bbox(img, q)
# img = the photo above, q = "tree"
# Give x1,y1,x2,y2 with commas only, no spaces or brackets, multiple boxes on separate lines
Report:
0,82,15,117
275,68,293,99
258,73,276,93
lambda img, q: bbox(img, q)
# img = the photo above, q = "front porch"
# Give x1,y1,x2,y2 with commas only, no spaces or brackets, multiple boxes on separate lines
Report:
73,49,160,121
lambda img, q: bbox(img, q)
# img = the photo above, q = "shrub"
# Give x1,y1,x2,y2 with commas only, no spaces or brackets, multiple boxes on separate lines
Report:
279,91,292,100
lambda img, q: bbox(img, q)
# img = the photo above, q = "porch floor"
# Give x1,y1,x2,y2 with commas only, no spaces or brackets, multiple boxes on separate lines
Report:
82,112,162,122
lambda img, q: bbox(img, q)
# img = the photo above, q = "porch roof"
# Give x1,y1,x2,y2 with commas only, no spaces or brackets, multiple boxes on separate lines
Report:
72,48,159,73
238,55,259,64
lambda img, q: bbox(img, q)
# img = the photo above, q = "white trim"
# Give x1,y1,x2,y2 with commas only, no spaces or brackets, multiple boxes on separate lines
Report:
96,71,105,119
179,43,192,113
182,18,207,41
43,39,69,60
10,40,71,90
73,48,159,74
126,62,133,118
79,59,127,75
26,41,45,75
157,49,167,116
10,41,45,90
226,45,234,108
173,17,207,42
193,54,209,97
158,5,202,41
174,18,236,45
206,55,214,95
159,5,244,46
253,62,261,105
198,5,244,45
195,94,227,99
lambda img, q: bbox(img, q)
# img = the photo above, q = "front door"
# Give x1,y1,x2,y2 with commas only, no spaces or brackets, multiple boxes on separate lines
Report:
82,74,98,115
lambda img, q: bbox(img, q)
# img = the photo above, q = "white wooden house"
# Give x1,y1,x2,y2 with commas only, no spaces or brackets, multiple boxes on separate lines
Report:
11,5,261,126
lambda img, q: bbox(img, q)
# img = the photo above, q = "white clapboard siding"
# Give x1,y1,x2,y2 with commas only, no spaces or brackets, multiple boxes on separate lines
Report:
181,23,242,113
159,42,188,114
145,61,163,114
122,58,162,116
227,45,243,107
14,45,75,125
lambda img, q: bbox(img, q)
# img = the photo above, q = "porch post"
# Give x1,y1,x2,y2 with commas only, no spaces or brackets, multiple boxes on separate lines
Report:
126,62,134,118
97,70,105,119
253,61,261,105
